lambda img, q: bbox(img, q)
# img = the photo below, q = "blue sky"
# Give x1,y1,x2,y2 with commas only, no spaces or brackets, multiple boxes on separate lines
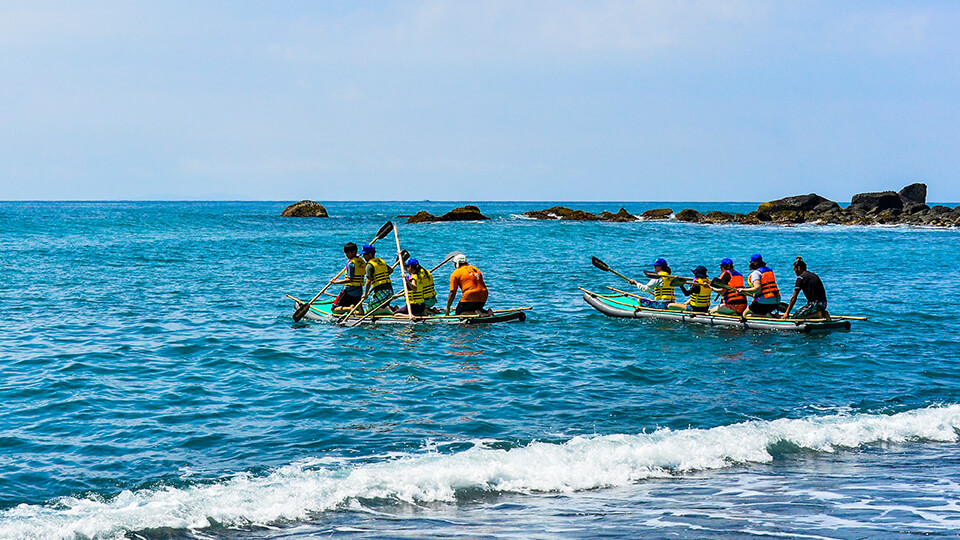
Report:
2,1,958,202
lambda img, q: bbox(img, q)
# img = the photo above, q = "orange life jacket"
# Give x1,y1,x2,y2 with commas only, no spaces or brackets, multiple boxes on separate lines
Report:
721,269,747,305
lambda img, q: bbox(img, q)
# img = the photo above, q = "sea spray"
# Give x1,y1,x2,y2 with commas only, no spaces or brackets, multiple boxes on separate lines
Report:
3,405,959,539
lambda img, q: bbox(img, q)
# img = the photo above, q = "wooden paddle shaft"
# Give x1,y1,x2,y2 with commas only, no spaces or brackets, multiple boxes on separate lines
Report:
393,226,414,317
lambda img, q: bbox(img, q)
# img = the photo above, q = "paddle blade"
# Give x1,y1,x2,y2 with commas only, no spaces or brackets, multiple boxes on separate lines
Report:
591,256,611,272
395,250,410,263
292,301,311,322
375,221,394,241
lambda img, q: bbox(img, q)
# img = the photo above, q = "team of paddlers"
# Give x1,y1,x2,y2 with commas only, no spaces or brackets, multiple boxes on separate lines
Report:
330,242,492,318
624,254,831,321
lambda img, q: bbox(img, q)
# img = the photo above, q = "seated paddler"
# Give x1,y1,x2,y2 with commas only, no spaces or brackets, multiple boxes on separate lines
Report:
360,244,394,315
393,258,427,316
330,242,365,313
671,265,712,312
739,253,781,318
781,256,831,321
628,258,678,310
710,258,748,315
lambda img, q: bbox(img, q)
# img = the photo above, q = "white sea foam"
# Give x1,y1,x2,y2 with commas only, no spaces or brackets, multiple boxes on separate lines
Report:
3,405,959,539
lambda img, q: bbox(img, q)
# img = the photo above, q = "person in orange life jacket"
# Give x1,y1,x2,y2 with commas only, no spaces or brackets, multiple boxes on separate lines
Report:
627,258,679,310
781,256,831,321
709,258,748,315
445,254,492,315
738,253,781,317
360,244,395,315
392,259,427,316
331,242,366,313
670,265,712,312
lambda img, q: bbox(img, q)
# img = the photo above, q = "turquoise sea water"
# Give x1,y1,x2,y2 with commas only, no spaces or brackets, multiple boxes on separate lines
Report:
1,201,960,539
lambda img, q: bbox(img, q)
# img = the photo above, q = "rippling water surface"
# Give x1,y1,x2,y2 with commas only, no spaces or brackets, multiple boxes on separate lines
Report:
1,201,959,539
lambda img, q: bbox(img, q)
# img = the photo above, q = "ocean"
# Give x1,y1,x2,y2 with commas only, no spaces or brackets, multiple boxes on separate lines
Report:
1,201,959,539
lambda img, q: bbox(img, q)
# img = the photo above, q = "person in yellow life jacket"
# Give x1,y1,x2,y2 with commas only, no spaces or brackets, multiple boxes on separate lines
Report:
392,259,427,316
739,253,781,317
671,265,712,312
360,244,394,315
330,242,366,313
710,258,748,315
627,258,677,310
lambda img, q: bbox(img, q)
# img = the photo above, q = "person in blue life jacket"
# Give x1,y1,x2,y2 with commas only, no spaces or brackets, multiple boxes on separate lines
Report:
670,265,712,312
738,253,781,318
360,244,394,315
330,242,366,314
628,258,679,310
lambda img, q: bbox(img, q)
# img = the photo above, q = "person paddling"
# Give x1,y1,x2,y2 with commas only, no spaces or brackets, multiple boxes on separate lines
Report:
628,258,678,309
671,265,712,312
710,258,748,315
445,254,491,315
360,244,394,315
330,242,366,314
739,253,781,318
782,257,831,321
393,258,427,316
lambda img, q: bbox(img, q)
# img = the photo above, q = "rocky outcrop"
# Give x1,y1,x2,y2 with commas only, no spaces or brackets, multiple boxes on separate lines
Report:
899,183,927,205
849,191,903,213
281,200,328,217
522,206,637,221
406,205,490,224
640,208,673,220
675,209,701,222
758,193,839,214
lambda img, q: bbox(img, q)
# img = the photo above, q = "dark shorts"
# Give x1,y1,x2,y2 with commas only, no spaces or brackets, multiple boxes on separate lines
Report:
333,291,362,308
748,300,779,315
689,305,709,313
456,301,486,314
394,303,426,316
794,301,828,318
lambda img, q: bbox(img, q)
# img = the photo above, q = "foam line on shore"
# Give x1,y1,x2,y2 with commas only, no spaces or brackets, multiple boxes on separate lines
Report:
3,405,959,539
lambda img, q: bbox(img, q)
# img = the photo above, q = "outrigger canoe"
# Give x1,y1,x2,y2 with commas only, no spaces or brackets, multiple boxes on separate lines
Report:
288,296,528,326
581,289,852,332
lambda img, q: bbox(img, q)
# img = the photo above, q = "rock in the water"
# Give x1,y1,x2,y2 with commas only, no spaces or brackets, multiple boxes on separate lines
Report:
771,210,805,224
675,209,701,222
640,208,673,220
758,193,837,213
523,206,602,221
850,191,903,213
281,200,328,217
702,211,735,224
598,208,638,222
899,183,927,204
406,205,490,224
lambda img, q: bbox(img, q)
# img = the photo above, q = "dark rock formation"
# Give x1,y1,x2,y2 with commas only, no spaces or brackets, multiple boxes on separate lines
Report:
406,205,490,224
281,200,328,217
758,193,838,214
701,211,736,224
899,183,927,204
675,209,701,222
640,208,673,220
523,206,637,221
850,191,903,213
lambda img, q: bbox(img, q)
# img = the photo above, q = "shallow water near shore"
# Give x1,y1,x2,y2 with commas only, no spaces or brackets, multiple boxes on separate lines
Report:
1,201,959,539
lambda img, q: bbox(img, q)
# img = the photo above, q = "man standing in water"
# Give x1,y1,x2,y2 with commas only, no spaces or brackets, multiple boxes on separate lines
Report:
782,257,831,321
445,254,491,316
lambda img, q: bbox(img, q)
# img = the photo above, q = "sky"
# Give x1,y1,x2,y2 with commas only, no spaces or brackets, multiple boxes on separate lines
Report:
1,1,958,202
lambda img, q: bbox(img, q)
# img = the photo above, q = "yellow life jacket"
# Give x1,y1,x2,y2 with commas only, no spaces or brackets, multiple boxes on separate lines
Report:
367,257,392,290
653,271,676,301
345,256,366,287
418,268,436,301
406,271,424,305
689,276,712,308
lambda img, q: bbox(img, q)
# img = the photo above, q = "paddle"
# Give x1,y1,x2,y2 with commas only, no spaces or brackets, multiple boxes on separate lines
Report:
708,277,789,312
392,225,414,318
643,270,695,285
591,257,636,284
292,221,394,322
335,250,410,323
432,251,462,272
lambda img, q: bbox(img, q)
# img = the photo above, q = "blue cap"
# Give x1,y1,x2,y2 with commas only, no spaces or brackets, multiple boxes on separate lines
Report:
653,258,668,267
406,258,419,267
360,244,375,255
720,258,733,267
692,265,708,277
750,253,763,263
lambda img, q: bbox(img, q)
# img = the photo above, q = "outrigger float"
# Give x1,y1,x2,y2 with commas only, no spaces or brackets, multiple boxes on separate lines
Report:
288,295,529,326
580,288,855,332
